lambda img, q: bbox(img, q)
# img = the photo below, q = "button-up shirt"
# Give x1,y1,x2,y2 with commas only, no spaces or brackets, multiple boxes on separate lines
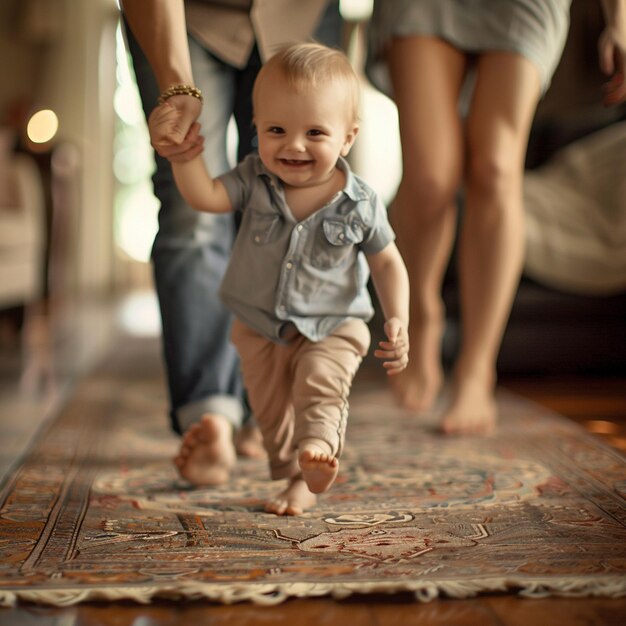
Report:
218,154,396,343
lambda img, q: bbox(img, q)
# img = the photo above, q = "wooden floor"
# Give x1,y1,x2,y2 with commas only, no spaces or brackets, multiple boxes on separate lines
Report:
0,293,625,626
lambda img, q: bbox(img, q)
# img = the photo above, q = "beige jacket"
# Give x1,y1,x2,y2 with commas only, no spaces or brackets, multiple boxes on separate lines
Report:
185,0,331,67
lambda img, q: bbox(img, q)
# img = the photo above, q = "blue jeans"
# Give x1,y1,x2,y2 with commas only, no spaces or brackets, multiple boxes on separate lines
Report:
124,2,342,435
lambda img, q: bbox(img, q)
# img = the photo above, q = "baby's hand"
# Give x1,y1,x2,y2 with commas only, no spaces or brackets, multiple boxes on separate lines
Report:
147,102,204,162
373,317,409,375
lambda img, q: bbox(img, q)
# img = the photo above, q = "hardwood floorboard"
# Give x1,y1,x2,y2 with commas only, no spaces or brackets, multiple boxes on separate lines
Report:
486,596,626,626
4,596,626,626
0,294,624,625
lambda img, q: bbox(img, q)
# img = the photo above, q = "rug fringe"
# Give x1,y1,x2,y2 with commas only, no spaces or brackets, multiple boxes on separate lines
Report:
2,576,625,607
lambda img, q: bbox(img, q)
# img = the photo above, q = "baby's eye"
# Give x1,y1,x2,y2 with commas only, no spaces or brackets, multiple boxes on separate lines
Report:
268,126,284,134
307,129,324,137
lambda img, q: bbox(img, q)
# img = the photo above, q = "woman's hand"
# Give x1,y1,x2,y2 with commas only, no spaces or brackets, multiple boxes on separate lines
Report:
598,25,626,105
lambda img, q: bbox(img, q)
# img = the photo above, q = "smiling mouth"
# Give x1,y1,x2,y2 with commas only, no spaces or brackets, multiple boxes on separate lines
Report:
280,159,313,167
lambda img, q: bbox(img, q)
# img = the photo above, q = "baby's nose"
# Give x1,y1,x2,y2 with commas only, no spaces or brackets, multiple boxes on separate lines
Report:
285,136,306,152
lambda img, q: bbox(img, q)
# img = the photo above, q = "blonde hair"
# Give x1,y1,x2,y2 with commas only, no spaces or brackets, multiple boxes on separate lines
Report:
253,43,360,122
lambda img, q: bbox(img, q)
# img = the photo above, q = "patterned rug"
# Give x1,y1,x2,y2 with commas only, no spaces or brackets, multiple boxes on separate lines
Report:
1,340,625,607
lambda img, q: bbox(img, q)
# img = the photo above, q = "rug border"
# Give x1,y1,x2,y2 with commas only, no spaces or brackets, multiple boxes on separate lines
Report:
1,575,626,607
3,383,625,608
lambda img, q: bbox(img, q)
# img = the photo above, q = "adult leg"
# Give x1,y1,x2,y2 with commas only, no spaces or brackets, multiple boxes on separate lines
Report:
442,52,541,434
386,37,467,412
127,31,242,483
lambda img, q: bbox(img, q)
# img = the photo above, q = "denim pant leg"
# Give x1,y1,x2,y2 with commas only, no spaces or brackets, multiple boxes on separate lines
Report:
126,28,245,435
315,0,343,47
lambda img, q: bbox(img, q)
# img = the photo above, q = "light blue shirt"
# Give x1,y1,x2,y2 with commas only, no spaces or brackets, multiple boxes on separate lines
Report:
218,154,395,343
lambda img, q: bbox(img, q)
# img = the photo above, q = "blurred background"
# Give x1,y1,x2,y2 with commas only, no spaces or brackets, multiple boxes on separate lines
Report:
0,0,624,383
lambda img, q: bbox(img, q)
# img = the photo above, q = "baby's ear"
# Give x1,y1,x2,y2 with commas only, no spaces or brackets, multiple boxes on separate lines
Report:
341,125,360,157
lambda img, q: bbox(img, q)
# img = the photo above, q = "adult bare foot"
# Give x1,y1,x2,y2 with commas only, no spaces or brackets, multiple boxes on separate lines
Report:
440,376,497,435
234,422,267,459
389,366,443,413
299,447,339,494
174,413,236,486
265,475,317,516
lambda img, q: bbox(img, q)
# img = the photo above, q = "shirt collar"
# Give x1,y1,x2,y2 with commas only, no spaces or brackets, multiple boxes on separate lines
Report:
254,154,369,202
336,156,369,202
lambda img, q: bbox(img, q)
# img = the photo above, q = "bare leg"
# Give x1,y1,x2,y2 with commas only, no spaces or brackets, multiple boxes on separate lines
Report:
441,53,541,434
265,475,317,516
386,37,467,412
174,413,237,485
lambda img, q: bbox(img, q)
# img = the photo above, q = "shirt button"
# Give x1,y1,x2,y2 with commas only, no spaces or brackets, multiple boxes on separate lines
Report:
286,262,293,270
338,232,345,241
254,235,261,243
296,224,303,232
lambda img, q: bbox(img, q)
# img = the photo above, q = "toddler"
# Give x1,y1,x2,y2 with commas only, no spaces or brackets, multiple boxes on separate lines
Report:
149,42,410,515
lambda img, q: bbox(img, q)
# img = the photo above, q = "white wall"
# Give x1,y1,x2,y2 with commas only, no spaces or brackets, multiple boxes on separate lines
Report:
43,0,118,295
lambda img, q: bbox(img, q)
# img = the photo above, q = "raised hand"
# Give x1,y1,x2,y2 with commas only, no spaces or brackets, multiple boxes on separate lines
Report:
374,317,409,375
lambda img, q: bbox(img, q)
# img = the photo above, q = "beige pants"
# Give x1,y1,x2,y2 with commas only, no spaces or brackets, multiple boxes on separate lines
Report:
231,319,370,480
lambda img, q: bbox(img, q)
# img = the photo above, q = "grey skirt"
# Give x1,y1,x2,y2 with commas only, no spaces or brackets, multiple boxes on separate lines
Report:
367,0,572,95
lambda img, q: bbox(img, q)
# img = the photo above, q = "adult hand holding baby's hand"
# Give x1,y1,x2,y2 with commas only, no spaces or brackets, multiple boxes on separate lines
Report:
374,317,409,375
148,96,204,162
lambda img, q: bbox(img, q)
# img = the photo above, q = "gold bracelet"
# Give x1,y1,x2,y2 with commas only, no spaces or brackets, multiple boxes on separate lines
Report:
157,84,203,105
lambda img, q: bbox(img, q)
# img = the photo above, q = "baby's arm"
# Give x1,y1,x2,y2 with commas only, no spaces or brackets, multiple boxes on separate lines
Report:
367,242,410,375
148,102,233,213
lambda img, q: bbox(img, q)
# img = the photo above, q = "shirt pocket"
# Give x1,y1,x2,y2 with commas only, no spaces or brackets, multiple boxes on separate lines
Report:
250,212,281,246
310,218,365,269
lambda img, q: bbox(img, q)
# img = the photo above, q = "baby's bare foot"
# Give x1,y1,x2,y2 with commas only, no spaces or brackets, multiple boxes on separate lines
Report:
299,447,339,494
440,377,497,435
234,422,267,459
174,414,236,486
265,476,317,516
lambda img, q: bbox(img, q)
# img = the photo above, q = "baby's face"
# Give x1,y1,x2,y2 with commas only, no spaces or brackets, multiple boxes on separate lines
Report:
254,72,358,190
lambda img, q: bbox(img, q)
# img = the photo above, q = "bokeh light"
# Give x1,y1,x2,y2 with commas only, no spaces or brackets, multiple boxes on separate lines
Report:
26,109,59,144
339,0,373,20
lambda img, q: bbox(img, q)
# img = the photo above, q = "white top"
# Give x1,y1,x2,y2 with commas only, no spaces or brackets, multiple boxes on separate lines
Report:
185,0,331,68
